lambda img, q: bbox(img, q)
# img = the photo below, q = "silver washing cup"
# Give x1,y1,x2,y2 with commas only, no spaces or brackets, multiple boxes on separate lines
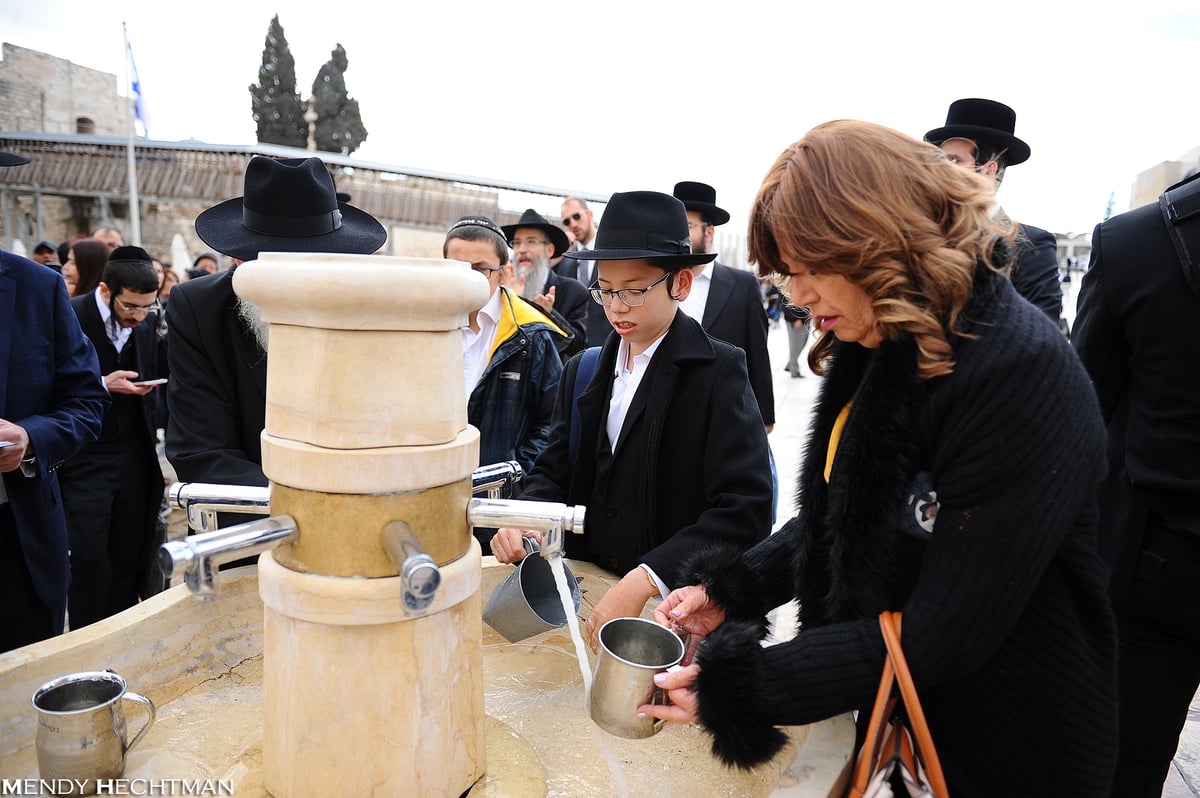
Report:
32,670,156,795
483,538,581,643
590,617,685,739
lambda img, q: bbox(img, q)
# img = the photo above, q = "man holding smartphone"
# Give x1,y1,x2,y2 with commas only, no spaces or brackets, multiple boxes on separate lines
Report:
59,247,167,627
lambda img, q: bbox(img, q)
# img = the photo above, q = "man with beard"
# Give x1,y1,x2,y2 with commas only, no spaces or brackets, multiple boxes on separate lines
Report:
558,196,612,347
502,208,589,358
165,157,386,503
672,182,774,433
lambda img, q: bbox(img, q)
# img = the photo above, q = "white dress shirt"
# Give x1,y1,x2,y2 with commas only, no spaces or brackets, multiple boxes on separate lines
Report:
462,288,503,399
95,287,132,353
678,260,715,323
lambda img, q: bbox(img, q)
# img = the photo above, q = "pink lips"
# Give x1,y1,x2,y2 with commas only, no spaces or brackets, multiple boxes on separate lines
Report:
818,315,838,331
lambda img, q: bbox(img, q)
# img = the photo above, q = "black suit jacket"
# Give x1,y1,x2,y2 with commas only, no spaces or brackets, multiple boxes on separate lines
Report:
1073,184,1200,601
522,310,772,581
544,269,590,353
700,263,774,426
165,269,269,488
1012,223,1062,321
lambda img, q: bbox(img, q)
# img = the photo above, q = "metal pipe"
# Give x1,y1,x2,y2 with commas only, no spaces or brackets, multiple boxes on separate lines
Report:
381,521,441,612
471,461,523,499
159,515,297,600
167,482,271,533
465,498,585,557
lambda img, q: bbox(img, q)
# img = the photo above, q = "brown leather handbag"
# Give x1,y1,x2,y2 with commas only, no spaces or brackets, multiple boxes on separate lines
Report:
848,611,949,797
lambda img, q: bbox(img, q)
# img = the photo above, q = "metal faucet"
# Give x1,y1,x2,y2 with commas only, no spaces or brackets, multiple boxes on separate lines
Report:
465,498,586,558
159,515,297,600
471,461,523,499
382,521,441,612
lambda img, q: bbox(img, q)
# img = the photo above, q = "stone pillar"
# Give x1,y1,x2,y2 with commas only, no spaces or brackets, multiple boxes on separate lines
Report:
234,253,490,797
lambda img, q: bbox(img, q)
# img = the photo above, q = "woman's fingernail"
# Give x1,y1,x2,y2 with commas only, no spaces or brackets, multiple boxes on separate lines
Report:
653,673,666,685
637,712,648,718
671,610,682,618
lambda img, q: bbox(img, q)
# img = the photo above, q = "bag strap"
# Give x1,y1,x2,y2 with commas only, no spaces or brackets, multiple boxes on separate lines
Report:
568,346,602,464
849,612,949,798
879,611,949,796
1158,173,1200,299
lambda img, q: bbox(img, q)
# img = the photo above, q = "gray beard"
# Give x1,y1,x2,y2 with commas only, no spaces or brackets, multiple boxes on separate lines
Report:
519,255,551,301
237,296,269,353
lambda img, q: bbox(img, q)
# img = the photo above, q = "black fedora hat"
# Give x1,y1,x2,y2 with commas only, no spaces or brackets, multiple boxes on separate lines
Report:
672,181,730,226
0,150,30,167
501,209,570,257
195,156,387,261
562,191,715,269
924,98,1030,166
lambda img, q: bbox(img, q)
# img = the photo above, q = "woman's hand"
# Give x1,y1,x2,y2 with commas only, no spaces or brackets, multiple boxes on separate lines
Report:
490,528,540,563
586,568,661,652
637,663,701,727
654,584,727,652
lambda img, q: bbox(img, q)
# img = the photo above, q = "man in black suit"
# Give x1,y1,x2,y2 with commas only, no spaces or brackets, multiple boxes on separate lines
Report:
502,208,590,358
925,98,1062,322
1,148,108,651
60,247,165,627
672,181,775,431
166,156,386,500
1073,172,1200,798
556,196,612,348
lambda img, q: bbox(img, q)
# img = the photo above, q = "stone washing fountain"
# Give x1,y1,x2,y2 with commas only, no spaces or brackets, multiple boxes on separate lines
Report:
0,253,853,796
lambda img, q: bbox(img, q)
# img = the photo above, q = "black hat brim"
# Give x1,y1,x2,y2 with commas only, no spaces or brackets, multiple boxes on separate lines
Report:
0,152,31,167
563,248,716,269
195,197,387,261
500,220,570,258
677,200,730,226
923,124,1030,166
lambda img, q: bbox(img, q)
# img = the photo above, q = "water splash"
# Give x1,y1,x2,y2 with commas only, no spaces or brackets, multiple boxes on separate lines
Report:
547,553,630,797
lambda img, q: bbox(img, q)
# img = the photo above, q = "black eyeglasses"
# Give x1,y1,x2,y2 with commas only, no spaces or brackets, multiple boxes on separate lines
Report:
589,272,671,307
562,212,582,227
113,297,162,315
471,264,503,275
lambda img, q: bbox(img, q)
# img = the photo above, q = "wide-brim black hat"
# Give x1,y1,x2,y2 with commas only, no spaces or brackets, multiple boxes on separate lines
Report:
0,150,30,167
562,191,715,269
501,208,570,258
195,156,387,261
672,181,730,226
924,98,1030,166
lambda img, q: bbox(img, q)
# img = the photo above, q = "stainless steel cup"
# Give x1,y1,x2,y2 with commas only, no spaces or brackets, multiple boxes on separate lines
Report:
483,539,581,643
32,671,156,795
589,617,685,739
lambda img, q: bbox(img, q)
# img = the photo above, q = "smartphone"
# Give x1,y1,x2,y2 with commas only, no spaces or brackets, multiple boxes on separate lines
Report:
130,378,168,386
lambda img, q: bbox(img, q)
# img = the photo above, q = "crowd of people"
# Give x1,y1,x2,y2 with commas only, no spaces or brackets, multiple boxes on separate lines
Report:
3,95,1199,797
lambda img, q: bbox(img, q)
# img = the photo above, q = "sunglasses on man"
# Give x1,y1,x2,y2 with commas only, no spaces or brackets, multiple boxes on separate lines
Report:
562,212,582,227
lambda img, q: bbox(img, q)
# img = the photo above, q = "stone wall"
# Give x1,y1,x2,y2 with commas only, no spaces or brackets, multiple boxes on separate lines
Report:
0,43,129,137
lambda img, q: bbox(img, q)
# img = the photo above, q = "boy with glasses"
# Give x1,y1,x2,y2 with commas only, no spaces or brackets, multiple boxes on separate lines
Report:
490,191,772,650
443,216,568,546
60,247,168,627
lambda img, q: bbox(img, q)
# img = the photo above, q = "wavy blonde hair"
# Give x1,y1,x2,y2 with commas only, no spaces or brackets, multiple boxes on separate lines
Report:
749,120,1006,379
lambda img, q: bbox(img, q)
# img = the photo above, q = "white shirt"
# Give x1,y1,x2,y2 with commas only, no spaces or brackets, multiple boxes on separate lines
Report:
575,236,596,287
678,261,715,322
605,330,668,453
94,287,132,353
461,287,503,399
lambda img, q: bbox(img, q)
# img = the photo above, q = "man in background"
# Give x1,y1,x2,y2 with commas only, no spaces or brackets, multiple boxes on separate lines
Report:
91,225,125,252
502,208,589,357
1074,172,1200,797
558,196,611,348
924,98,1062,321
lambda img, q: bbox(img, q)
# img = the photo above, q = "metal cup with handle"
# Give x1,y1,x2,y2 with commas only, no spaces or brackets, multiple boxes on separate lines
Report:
589,616,686,739
483,537,581,643
32,670,156,795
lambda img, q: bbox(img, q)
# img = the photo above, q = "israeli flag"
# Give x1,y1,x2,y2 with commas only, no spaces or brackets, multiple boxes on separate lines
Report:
125,29,148,137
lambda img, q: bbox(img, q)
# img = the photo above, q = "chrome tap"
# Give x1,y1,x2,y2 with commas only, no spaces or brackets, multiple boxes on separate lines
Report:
159,515,297,600
471,461,523,499
465,498,586,558
167,482,271,533
381,521,441,612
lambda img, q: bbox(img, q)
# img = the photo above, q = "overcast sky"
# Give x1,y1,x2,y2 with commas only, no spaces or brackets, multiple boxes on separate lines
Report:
4,0,1199,238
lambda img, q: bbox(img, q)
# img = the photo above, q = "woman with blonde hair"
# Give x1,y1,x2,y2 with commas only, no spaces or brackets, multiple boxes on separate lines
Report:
644,120,1117,795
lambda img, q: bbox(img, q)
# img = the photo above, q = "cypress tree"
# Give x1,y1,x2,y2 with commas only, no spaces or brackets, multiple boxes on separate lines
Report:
249,15,309,148
311,44,368,156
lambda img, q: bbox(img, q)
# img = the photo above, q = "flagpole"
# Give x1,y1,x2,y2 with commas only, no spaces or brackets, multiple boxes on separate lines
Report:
123,21,142,246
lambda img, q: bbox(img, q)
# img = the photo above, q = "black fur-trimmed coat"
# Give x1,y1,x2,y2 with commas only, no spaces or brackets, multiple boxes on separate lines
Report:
678,267,1118,796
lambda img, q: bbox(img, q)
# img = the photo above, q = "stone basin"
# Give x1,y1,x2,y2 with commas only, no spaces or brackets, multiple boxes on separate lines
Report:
0,558,851,796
